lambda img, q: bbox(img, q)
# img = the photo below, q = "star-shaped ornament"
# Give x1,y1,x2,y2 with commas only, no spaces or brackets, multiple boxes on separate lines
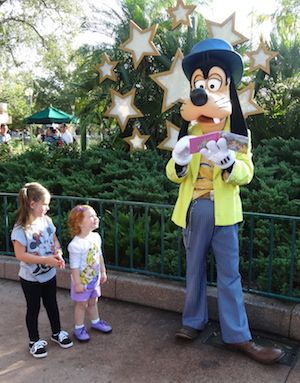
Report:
119,20,160,69
150,49,190,113
206,13,249,46
167,0,197,30
123,127,150,152
104,89,144,131
157,121,180,151
246,41,278,74
95,53,119,83
238,83,264,118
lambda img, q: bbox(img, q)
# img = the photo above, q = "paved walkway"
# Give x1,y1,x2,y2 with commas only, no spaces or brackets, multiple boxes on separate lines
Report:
0,279,299,383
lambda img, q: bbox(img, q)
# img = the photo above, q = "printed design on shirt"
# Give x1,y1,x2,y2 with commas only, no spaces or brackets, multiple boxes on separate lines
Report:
28,225,55,276
193,158,214,194
80,243,100,287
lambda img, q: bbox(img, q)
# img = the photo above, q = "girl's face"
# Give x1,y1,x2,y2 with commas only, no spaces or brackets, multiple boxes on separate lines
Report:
80,208,99,233
30,195,50,219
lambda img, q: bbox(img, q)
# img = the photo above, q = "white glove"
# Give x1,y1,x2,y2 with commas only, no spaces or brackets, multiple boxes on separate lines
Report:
200,137,235,170
172,136,193,166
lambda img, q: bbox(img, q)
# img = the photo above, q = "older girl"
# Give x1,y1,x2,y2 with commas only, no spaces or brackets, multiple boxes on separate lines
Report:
11,182,73,358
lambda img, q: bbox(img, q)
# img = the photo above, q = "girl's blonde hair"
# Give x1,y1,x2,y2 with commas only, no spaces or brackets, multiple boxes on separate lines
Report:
68,205,91,236
16,182,50,227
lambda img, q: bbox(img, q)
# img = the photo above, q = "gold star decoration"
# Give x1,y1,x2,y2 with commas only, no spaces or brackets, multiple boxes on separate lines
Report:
95,53,119,83
119,20,160,69
206,13,249,46
246,41,278,74
157,121,180,151
123,127,150,152
104,88,144,131
167,0,197,30
150,49,190,113
238,83,264,118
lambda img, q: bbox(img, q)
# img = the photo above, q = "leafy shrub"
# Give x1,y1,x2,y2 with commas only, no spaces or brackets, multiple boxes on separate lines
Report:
1,138,299,297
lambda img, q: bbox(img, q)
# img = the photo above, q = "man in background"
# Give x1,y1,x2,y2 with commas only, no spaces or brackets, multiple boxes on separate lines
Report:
60,123,74,144
0,124,11,143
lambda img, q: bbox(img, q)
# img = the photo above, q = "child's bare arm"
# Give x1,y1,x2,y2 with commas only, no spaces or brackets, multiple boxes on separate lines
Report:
53,234,65,269
13,240,62,268
71,268,85,292
100,254,107,284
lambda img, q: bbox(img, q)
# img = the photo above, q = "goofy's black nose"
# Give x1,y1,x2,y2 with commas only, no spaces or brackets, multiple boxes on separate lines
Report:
190,88,208,106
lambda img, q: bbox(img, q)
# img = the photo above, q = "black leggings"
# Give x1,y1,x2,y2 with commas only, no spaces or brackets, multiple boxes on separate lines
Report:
20,276,61,342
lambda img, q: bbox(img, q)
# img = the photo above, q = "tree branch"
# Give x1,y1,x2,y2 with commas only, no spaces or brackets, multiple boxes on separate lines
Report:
7,44,22,67
2,17,46,45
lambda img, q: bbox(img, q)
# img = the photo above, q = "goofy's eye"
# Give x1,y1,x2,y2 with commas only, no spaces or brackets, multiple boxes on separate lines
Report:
194,80,206,89
207,78,221,91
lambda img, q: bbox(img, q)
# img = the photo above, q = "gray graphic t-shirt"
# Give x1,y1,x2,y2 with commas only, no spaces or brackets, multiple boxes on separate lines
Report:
11,216,57,283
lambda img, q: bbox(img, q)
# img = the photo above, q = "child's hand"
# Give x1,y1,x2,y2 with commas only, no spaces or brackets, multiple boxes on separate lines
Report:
56,255,65,269
100,271,107,284
57,257,65,269
54,248,65,269
75,283,85,293
46,255,63,268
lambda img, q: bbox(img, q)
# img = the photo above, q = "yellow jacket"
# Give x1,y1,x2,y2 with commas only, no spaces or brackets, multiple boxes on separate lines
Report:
166,123,254,228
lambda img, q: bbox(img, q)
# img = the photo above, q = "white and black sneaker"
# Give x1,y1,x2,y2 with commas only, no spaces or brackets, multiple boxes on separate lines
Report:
51,330,73,348
29,339,48,358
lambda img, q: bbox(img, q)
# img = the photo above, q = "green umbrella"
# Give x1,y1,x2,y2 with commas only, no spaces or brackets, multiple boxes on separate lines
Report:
24,106,79,124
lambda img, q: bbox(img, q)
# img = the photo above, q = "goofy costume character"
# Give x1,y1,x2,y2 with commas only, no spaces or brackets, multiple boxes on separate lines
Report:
166,38,284,364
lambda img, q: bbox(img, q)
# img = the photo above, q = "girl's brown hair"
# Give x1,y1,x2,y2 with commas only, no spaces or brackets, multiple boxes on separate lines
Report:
16,182,50,228
68,205,91,236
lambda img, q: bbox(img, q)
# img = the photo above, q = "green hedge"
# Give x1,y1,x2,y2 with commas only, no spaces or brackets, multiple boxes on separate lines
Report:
1,137,299,297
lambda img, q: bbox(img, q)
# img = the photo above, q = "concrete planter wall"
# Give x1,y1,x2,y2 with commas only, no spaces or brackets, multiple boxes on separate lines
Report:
1,255,299,341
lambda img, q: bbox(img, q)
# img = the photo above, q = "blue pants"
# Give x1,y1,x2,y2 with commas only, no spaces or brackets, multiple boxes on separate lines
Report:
182,199,251,343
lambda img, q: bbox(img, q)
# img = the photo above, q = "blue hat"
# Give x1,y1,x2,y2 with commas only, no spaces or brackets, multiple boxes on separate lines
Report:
182,38,244,85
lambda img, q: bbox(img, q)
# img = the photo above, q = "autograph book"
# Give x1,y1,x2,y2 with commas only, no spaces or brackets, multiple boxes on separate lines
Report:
189,131,249,154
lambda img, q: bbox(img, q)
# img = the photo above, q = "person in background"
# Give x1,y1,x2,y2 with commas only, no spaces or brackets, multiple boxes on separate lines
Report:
11,182,73,358
68,204,112,342
44,126,64,147
60,123,74,144
0,123,11,143
37,127,46,142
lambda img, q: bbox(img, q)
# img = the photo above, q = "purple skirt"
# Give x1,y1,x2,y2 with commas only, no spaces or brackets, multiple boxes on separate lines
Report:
70,275,101,302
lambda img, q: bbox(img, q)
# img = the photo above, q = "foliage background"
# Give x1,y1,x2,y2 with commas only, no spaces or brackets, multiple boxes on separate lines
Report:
0,137,299,298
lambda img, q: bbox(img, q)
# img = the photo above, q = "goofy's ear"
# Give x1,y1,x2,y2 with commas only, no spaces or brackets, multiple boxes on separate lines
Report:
230,81,248,137
175,118,189,174
178,119,189,141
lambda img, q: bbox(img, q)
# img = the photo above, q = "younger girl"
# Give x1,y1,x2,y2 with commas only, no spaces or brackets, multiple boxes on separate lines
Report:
11,182,73,358
68,205,112,342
